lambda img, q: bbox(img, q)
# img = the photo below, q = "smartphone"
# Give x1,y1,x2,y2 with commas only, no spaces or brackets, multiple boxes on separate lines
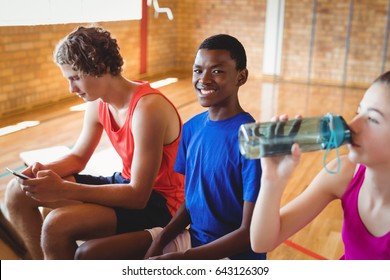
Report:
5,167,31,180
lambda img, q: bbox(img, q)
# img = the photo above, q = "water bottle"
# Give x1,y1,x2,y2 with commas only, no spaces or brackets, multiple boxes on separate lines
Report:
239,113,351,159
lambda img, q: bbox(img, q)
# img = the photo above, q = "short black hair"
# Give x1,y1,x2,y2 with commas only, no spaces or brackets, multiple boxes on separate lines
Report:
198,34,247,70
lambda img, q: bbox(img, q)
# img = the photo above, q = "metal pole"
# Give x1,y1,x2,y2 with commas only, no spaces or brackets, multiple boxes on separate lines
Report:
273,0,283,80
381,0,390,73
342,0,354,86
307,0,317,83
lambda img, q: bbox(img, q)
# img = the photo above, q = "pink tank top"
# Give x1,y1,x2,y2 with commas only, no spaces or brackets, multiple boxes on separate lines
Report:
98,81,184,215
341,164,390,259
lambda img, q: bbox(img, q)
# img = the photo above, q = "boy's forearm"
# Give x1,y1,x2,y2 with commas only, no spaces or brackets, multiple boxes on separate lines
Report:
157,203,190,245
183,227,251,259
41,154,86,178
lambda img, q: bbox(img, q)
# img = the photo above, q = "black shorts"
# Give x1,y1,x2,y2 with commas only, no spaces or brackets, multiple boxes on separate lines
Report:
74,172,172,234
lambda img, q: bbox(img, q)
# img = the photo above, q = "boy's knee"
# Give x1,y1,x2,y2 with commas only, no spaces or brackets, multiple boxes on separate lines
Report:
74,242,93,260
5,178,26,210
42,208,84,242
5,178,43,219
42,209,70,237
42,208,85,258
45,211,80,250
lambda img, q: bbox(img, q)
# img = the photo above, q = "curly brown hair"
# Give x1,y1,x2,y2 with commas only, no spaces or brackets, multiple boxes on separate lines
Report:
54,26,124,77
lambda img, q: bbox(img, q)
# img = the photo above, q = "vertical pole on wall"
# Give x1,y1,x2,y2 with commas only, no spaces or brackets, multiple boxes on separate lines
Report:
381,0,390,73
342,0,353,86
262,0,284,77
307,0,317,84
273,0,283,80
140,0,148,74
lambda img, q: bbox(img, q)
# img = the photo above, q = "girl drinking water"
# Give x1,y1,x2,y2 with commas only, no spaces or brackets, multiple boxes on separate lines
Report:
250,71,390,260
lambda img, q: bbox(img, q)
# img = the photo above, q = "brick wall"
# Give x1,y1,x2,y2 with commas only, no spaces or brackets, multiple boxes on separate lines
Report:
0,21,141,118
146,0,266,77
0,0,266,119
310,0,350,85
1,0,389,119
281,0,312,83
281,0,389,87
146,0,179,75
346,0,388,85
174,0,266,78
0,25,70,117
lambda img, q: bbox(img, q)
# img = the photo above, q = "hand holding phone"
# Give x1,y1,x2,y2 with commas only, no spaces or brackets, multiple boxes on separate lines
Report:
5,167,31,180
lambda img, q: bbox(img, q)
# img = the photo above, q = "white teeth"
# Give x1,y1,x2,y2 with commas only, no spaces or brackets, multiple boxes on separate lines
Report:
200,89,214,95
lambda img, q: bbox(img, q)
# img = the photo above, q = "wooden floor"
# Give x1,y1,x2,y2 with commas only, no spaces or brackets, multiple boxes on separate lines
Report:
0,74,366,260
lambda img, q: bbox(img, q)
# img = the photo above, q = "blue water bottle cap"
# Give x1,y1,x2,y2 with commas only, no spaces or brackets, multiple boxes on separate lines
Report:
320,113,351,149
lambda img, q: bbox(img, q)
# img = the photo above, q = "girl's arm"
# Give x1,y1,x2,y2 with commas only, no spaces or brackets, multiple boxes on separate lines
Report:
251,147,356,253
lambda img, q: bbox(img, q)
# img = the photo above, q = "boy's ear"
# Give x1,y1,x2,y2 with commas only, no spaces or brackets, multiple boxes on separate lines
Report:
236,69,248,86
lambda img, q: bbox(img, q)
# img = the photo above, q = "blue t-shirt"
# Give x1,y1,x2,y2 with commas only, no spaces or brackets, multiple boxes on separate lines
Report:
175,111,265,260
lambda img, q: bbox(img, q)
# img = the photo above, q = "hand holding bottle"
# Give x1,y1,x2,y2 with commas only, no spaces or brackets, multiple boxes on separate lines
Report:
260,115,302,182
239,112,351,159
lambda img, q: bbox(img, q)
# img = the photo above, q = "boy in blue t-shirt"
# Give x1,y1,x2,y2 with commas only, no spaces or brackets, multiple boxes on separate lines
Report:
74,34,265,260
144,34,265,260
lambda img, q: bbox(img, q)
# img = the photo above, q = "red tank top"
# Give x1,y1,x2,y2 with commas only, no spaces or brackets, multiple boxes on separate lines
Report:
98,81,184,215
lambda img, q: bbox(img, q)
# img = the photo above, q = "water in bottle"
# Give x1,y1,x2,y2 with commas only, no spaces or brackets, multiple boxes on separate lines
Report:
239,113,351,159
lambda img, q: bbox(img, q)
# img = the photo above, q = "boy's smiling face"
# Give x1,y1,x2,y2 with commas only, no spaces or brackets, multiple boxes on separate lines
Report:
192,49,247,113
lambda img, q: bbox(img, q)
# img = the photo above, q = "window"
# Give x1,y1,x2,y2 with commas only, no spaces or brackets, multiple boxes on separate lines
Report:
0,0,141,26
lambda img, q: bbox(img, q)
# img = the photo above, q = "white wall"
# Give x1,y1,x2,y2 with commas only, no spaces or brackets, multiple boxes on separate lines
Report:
0,0,141,26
